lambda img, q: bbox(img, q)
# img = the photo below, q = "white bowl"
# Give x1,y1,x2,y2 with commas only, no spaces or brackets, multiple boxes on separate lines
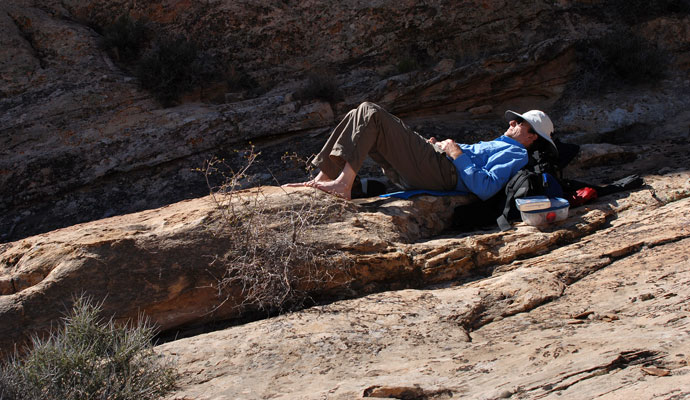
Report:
517,197,570,226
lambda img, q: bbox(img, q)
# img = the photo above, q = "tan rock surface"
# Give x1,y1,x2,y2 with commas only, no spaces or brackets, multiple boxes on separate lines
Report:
2,140,688,397
2,140,687,356
159,188,690,400
0,185,470,355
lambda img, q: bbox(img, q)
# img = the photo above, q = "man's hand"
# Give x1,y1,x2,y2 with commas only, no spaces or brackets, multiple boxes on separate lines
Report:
437,138,463,159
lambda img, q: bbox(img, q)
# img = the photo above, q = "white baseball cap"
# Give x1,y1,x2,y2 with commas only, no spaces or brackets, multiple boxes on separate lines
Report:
505,109,557,153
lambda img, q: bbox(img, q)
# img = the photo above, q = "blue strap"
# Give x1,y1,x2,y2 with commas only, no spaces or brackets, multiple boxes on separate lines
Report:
379,190,469,199
542,173,564,197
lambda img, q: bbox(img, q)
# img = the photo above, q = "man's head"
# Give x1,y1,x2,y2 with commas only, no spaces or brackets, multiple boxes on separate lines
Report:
504,110,556,153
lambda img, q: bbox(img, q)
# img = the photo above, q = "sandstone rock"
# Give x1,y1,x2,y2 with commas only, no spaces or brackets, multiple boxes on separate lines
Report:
2,144,689,359
0,187,448,355
158,194,690,398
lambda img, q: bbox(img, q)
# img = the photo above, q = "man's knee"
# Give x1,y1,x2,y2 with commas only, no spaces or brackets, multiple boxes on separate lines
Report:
355,102,388,125
358,101,382,114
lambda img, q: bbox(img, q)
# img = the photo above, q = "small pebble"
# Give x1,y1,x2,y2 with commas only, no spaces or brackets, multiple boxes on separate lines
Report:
572,310,594,320
641,366,670,376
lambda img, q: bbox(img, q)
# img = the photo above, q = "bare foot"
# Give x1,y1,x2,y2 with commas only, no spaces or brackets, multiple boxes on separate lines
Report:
283,171,331,187
283,180,316,188
310,179,352,200
283,164,355,200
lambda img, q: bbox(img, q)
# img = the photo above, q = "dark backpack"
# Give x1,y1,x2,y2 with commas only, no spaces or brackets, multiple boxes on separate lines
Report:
452,139,564,232
496,141,563,231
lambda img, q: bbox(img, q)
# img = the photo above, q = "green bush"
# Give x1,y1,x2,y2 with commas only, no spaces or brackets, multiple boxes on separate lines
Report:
602,32,667,84
295,71,342,103
135,37,206,106
0,296,177,400
573,29,668,94
396,56,420,74
135,37,226,106
99,15,227,106
611,0,690,24
226,67,260,93
102,14,149,63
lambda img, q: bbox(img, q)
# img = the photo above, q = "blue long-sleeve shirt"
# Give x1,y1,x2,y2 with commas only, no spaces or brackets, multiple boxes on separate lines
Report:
451,136,528,201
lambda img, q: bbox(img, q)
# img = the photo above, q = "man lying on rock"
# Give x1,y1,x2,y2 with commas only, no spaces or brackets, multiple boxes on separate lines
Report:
285,101,557,200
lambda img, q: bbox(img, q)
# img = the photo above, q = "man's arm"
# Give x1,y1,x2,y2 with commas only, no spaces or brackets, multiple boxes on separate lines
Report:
451,146,528,200
435,138,463,159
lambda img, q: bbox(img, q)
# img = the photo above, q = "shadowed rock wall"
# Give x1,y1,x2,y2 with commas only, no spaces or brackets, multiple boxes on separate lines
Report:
1,0,689,243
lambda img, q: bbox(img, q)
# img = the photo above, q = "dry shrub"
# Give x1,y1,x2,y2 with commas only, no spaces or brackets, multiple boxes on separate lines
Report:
202,149,353,314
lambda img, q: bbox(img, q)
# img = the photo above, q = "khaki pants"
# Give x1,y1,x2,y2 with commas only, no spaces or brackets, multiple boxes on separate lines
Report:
312,102,458,191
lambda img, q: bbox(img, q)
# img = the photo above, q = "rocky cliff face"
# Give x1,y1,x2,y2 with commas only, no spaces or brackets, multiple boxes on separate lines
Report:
2,1,690,398
1,0,689,242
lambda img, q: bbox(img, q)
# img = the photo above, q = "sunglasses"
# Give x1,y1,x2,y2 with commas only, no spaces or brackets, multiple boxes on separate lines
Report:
514,117,536,134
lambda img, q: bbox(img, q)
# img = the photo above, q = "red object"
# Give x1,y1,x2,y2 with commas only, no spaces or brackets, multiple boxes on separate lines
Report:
546,211,557,222
567,187,598,207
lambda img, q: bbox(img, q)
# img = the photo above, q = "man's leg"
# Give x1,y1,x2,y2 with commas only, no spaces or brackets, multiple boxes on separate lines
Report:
288,102,456,198
327,102,456,191
283,110,354,196
305,162,357,200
